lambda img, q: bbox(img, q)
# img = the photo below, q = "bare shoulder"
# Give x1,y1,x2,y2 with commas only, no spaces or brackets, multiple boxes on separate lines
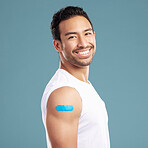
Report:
46,86,82,119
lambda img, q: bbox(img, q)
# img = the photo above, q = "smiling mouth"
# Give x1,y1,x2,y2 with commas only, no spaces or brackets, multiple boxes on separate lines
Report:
74,47,92,57
76,49,89,55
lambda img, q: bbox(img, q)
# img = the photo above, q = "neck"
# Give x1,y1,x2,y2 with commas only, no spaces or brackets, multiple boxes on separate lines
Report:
59,61,90,84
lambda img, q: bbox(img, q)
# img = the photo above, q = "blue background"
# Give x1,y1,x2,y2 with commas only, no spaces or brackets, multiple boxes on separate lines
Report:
0,0,148,147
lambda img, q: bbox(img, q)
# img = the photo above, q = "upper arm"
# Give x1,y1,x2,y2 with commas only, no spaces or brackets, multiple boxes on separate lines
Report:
46,87,82,148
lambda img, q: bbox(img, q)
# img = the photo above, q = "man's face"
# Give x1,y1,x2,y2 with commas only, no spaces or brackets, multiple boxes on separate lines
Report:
59,16,96,67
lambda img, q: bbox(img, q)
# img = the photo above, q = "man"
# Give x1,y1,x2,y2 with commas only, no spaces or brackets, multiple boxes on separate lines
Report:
41,6,110,148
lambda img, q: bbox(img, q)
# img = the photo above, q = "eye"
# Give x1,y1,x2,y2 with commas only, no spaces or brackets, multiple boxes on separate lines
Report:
68,36,77,40
85,32,93,36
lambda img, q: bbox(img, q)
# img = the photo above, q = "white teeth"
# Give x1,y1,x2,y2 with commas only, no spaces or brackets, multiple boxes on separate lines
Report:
77,50,89,55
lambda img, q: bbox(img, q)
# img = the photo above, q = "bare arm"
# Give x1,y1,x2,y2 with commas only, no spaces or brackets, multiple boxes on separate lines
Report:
46,87,82,148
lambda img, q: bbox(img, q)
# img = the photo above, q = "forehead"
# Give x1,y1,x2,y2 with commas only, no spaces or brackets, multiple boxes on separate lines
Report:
59,16,92,35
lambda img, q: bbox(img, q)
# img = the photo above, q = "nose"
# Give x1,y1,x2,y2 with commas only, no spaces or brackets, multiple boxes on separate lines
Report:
77,35,87,48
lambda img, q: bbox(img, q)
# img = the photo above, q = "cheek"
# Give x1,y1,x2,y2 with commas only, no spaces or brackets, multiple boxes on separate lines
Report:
92,38,96,47
62,44,74,57
94,39,96,46
65,42,77,51
86,36,95,43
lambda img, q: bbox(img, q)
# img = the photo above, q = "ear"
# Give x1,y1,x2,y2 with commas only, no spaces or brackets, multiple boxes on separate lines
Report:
53,40,63,52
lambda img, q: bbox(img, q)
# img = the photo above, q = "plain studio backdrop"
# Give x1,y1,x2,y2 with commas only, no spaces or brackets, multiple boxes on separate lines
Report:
0,0,148,147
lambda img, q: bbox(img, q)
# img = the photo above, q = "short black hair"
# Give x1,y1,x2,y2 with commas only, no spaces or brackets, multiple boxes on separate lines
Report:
50,6,94,41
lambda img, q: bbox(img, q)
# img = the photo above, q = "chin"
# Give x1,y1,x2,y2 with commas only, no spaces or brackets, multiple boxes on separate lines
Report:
73,59,93,67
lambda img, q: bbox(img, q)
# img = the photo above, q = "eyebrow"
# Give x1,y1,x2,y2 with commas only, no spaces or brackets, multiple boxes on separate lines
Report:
65,28,93,36
84,28,93,32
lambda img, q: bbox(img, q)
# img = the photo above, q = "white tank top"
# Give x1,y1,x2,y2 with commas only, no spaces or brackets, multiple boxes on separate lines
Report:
41,69,110,148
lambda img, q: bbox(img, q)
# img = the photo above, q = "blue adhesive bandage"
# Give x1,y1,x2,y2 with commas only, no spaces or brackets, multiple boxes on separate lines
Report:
56,105,74,111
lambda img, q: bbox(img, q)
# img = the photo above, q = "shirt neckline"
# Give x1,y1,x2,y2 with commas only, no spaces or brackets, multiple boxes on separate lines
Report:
58,68,92,86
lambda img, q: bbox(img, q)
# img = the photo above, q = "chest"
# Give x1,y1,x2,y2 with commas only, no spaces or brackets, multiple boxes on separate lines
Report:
79,85,108,126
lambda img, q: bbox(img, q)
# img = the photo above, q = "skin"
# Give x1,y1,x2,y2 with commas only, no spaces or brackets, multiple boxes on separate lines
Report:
46,16,96,148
